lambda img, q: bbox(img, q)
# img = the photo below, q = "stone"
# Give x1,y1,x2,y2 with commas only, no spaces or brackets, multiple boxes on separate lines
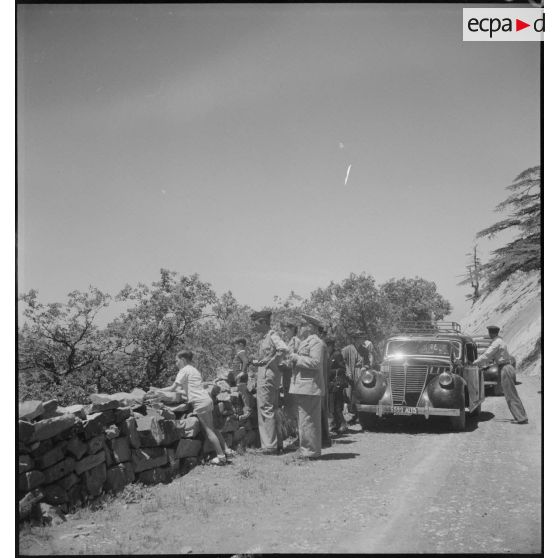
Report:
174,438,202,459
130,388,146,402
34,443,66,470
43,483,68,505
35,502,66,526
81,462,106,497
131,447,168,473
136,415,175,447
19,488,44,520
146,388,183,404
19,400,44,421
136,466,172,485
82,413,106,439
58,473,80,491
53,421,83,442
104,441,114,468
42,457,76,485
104,424,120,440
86,397,120,413
40,399,60,419
33,414,77,442
65,437,88,460
87,435,105,455
146,406,176,420
113,407,132,424
57,405,87,420
29,438,53,458
221,415,239,433
109,436,131,463
19,470,45,492
176,416,200,439
67,483,85,507
19,420,35,444
167,448,180,476
105,462,134,492
75,451,106,475
19,454,34,474
131,404,147,415
119,417,140,448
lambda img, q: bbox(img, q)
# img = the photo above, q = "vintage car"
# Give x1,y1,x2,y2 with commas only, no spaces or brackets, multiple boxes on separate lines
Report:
355,322,484,431
472,335,516,396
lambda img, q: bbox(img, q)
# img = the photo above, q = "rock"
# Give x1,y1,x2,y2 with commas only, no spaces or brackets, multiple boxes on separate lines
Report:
40,399,60,419
19,400,44,422
130,388,147,402
33,414,77,442
67,483,85,507
82,413,107,439
105,462,134,492
104,424,120,440
175,439,202,459
113,407,131,424
131,404,147,415
35,502,66,526
176,416,200,439
19,488,44,520
34,443,66,470
19,454,34,474
136,416,177,446
19,470,45,492
136,465,172,485
87,396,120,412
57,405,87,420
167,448,180,476
66,437,88,460
131,447,168,473
43,483,68,505
103,441,114,468
146,406,176,420
81,462,107,497
119,417,140,448
19,420,35,444
221,415,239,433
109,436,131,464
58,473,80,491
87,435,105,455
42,456,76,485
29,438,53,458
75,451,106,475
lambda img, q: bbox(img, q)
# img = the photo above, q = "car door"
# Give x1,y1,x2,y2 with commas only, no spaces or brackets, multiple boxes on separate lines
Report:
463,342,481,409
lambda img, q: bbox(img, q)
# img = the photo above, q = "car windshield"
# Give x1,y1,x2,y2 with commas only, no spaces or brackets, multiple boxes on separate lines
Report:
385,339,461,359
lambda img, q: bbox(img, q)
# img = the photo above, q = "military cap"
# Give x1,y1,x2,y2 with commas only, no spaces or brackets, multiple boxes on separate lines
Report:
301,313,325,328
487,325,501,333
250,310,272,321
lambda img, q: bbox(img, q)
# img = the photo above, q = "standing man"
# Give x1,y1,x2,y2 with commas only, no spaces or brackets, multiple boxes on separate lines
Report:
279,321,301,425
341,331,364,424
287,314,326,459
326,338,349,435
250,310,288,454
473,325,528,424
316,322,332,448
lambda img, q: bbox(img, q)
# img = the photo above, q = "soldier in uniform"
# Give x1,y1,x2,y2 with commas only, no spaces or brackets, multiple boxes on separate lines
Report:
326,338,349,435
287,314,326,459
341,331,365,423
279,321,300,424
473,325,528,424
250,310,288,454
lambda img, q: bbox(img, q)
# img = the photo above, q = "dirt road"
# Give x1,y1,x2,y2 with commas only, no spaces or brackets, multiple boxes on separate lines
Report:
20,375,541,555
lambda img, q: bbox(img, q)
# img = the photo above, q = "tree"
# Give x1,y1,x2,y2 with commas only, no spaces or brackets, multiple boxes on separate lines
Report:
458,245,482,304
477,165,541,290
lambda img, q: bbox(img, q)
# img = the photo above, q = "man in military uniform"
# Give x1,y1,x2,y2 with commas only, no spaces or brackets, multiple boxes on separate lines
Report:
473,325,528,424
250,310,288,454
287,314,326,459
325,337,348,435
341,331,365,423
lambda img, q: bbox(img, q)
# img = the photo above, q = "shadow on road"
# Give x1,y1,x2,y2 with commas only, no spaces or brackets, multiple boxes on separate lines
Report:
331,439,356,445
318,452,359,461
476,411,495,423
357,414,490,435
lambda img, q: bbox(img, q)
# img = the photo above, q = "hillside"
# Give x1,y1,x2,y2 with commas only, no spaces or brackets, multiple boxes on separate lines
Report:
459,270,541,377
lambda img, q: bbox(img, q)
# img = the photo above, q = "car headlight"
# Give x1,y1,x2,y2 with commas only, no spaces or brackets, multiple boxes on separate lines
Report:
439,371,454,389
361,370,376,387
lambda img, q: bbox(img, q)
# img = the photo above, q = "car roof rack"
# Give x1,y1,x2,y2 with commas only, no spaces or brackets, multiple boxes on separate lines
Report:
394,321,462,335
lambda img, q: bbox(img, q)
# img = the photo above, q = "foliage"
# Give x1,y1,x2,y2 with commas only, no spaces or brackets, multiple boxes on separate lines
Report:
457,245,482,303
477,165,541,291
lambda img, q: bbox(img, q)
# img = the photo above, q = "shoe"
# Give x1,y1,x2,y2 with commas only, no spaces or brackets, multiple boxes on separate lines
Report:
209,456,226,465
224,449,237,461
513,419,529,424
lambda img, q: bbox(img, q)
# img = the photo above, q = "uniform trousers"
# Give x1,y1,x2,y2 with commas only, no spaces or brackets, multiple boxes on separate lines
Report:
321,393,331,443
501,364,528,422
294,394,322,458
328,389,347,431
256,366,282,450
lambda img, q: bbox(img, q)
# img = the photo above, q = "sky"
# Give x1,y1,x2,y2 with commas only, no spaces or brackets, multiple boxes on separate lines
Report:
17,3,540,323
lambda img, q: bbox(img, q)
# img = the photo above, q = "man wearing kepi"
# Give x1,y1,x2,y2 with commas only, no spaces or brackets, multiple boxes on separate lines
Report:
287,314,326,459
250,310,288,454
473,325,528,424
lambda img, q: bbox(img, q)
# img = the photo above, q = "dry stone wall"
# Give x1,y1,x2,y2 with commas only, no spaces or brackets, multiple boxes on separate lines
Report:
18,381,259,523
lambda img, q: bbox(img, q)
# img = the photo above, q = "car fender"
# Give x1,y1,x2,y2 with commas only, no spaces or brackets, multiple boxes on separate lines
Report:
424,373,466,409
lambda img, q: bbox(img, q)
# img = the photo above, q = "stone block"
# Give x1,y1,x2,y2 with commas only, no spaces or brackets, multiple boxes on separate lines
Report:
42,456,76,485
43,483,68,505
67,483,85,507
33,414,77,442
132,404,147,415
19,454,34,474
136,415,177,447
40,399,60,419
34,443,66,470
19,400,44,422
35,502,66,526
221,415,239,433
82,413,106,439
109,436,131,463
87,435,105,455
136,465,172,485
58,473,80,491
120,417,140,448
104,441,114,468
57,405,87,420
19,470,45,492
53,421,84,442
19,488,44,520
104,424,120,440
114,407,132,424
174,438,202,459
176,416,200,439
131,447,168,473
29,439,53,458
81,462,106,497
75,451,105,475
130,388,146,402
167,448,180,476
105,462,134,492
19,420,35,444
146,406,176,420
65,437,88,460
86,398,120,413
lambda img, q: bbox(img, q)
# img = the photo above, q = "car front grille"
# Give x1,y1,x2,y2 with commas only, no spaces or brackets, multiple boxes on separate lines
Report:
389,364,429,406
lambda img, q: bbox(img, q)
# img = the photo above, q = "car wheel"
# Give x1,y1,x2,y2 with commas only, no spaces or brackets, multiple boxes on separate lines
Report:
449,409,466,431
358,412,377,431
470,402,481,418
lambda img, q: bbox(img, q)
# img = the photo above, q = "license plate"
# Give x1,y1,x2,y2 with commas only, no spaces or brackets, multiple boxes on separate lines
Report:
392,406,418,415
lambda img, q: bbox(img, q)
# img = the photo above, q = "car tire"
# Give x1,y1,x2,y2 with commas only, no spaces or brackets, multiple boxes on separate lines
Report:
449,409,466,431
358,412,377,432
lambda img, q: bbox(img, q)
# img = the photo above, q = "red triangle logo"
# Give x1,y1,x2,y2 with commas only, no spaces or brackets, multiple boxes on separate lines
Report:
516,19,530,31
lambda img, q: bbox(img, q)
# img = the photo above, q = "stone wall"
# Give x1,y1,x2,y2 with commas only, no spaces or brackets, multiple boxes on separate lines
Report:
18,380,259,522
